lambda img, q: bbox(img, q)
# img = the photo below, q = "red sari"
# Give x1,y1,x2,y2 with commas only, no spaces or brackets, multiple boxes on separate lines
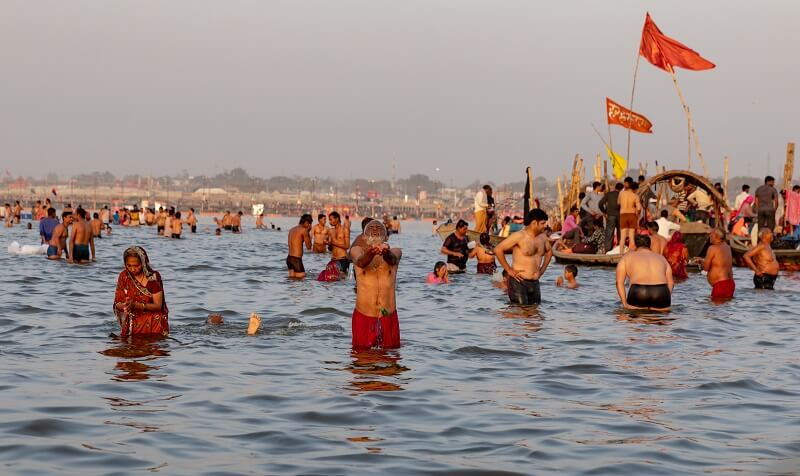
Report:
663,232,689,280
114,247,169,337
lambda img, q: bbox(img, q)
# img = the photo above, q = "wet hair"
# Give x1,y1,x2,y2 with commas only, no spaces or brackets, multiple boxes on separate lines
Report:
634,234,651,249
615,182,624,191
328,211,340,220
765,176,775,183
524,208,548,226
93,212,99,219
299,213,313,225
479,233,491,246
742,184,750,191
660,209,669,218
565,265,578,277
456,219,469,229
434,261,447,275
361,217,373,231
646,221,659,232
318,213,325,219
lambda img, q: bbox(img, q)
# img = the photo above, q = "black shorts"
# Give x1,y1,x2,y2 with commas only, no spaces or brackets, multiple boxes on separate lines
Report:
232,226,240,233
191,225,197,233
627,284,671,309
223,225,232,231
286,255,305,273
157,225,164,233
753,273,778,290
171,233,181,239
507,278,541,305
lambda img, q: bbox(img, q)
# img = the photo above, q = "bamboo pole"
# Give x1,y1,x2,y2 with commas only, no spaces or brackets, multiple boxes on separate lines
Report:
723,156,730,205
603,160,609,191
782,143,795,228
627,54,642,167
557,176,564,221
670,69,708,177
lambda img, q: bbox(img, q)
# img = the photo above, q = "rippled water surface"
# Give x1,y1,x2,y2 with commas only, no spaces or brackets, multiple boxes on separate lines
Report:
1,218,799,475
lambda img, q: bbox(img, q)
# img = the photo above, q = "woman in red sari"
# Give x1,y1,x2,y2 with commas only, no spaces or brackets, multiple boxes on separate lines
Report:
113,246,169,337
663,231,689,281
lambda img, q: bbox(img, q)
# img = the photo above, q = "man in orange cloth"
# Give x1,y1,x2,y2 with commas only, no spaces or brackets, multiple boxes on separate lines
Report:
348,220,402,349
702,229,735,300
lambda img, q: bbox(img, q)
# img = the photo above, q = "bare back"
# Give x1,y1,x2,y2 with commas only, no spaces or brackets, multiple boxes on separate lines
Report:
704,243,733,285
650,234,667,255
619,190,641,214
620,249,671,285
288,225,311,257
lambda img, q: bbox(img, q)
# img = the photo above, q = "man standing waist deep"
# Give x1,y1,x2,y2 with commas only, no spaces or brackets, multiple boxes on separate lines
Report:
494,208,553,305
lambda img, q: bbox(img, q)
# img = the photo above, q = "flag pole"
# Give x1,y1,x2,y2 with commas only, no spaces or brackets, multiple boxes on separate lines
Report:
670,69,708,177
626,54,642,166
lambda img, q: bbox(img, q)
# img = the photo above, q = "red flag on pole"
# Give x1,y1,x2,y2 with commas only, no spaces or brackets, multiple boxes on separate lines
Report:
606,98,653,133
639,13,715,73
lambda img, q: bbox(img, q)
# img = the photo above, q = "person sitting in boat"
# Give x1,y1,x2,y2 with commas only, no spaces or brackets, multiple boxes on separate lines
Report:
440,219,470,273
509,216,524,233
566,221,605,254
499,216,512,237
471,233,497,274
560,206,583,244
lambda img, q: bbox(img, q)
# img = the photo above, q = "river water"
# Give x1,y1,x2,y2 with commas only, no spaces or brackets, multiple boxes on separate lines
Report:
1,218,798,475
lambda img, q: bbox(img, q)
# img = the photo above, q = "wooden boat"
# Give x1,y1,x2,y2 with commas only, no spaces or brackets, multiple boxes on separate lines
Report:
553,249,622,266
436,223,505,246
729,235,800,271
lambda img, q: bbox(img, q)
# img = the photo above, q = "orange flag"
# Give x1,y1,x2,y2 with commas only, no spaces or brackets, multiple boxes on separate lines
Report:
606,98,653,134
640,13,715,73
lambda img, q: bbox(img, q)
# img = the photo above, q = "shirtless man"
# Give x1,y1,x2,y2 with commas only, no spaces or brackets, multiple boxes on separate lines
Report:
494,208,553,305
171,211,184,238
90,212,104,239
255,213,264,229
156,207,167,235
13,201,22,224
47,212,73,260
619,182,642,251
186,208,198,233
286,214,313,279
349,220,402,349
4,203,12,227
69,208,95,263
231,211,243,233
702,229,735,300
312,214,330,253
328,211,351,277
616,234,673,311
100,205,110,225
743,229,780,289
646,222,667,255
221,211,232,231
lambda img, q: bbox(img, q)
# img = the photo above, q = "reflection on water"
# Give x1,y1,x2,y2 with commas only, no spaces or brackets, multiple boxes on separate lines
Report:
100,335,170,381
345,349,409,393
1,218,799,475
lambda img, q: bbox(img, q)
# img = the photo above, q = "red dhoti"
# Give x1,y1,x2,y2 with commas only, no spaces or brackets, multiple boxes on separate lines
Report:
711,279,736,300
352,308,400,349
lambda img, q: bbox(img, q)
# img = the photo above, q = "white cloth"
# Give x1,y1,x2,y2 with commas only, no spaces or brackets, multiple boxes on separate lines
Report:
734,191,751,211
8,242,48,255
473,190,488,213
655,217,680,239
688,188,713,211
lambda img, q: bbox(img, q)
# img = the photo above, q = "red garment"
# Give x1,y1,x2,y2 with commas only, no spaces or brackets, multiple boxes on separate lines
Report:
318,259,342,282
711,279,736,300
113,270,169,337
664,231,689,280
352,308,400,349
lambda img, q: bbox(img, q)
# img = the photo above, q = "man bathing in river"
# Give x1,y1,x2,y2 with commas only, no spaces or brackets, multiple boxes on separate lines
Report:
328,211,351,276
349,220,402,349
702,229,735,300
743,229,780,289
616,234,673,311
48,211,73,260
647,222,667,255
494,208,553,305
287,214,313,279
69,208,95,263
312,213,330,253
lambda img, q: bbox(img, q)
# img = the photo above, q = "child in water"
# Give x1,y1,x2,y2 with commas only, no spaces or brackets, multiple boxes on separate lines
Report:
426,261,449,284
556,265,579,289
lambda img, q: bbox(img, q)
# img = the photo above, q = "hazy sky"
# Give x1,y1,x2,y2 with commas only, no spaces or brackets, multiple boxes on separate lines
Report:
1,0,798,184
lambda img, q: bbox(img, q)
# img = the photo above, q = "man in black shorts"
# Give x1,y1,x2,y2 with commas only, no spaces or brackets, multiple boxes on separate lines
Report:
615,234,674,311
286,214,313,279
494,209,553,305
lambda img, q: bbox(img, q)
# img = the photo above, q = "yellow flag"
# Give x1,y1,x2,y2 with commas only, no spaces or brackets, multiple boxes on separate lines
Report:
605,146,627,180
